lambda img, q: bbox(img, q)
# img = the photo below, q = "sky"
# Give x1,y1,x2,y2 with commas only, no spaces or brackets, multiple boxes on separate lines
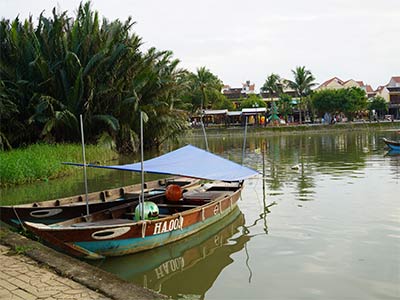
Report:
1,0,399,91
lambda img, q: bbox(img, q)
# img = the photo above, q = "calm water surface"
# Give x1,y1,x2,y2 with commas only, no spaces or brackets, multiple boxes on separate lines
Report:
2,129,400,299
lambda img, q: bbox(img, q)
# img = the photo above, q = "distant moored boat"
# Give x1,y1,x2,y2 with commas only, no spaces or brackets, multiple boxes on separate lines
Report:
383,138,400,151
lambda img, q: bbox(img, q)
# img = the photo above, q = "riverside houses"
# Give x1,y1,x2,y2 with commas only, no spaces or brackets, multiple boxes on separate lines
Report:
375,76,400,119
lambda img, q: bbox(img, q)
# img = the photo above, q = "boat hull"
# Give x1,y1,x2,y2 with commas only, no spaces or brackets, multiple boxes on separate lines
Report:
25,184,243,259
0,177,198,228
383,138,400,151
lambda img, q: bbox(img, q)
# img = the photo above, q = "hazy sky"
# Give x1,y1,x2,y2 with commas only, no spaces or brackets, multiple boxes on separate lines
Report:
1,0,399,90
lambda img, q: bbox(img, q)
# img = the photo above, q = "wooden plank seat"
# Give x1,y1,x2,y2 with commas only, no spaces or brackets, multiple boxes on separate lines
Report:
182,191,233,201
157,203,199,209
71,218,136,227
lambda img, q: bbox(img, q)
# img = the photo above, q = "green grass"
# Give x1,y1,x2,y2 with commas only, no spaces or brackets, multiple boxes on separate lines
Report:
0,143,118,187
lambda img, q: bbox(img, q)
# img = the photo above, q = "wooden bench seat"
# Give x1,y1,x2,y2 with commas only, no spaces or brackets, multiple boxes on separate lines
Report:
157,203,199,209
71,218,136,227
183,191,233,201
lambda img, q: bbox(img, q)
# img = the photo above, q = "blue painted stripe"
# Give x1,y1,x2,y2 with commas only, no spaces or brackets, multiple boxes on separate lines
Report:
75,205,237,256
388,144,400,151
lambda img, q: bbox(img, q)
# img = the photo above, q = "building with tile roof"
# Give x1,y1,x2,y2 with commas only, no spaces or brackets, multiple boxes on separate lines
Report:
374,76,400,119
316,77,375,98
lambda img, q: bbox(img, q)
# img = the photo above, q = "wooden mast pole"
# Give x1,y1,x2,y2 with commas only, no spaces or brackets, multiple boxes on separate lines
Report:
79,114,90,216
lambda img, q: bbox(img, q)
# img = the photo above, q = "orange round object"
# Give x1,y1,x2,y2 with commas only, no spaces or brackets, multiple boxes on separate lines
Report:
165,184,183,201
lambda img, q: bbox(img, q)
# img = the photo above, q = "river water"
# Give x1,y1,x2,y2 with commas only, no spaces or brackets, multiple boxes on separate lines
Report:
2,129,400,299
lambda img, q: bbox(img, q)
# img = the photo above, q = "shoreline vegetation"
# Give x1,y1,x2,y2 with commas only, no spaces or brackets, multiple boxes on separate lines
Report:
0,144,117,187
1,122,398,187
190,120,400,137
1,1,397,156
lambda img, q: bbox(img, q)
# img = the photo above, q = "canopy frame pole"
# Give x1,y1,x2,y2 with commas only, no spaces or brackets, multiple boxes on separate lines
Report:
140,111,145,221
79,114,89,216
242,115,248,165
200,110,209,151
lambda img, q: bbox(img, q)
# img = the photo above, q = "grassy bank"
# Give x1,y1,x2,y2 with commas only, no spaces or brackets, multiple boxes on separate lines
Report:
0,144,118,187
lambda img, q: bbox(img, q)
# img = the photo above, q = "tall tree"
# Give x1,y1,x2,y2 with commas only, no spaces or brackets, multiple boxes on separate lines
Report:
261,73,282,102
277,93,293,123
288,66,317,124
0,2,190,152
191,67,223,111
368,96,388,119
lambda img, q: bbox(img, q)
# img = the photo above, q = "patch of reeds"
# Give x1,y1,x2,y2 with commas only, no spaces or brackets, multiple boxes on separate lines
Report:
0,144,118,187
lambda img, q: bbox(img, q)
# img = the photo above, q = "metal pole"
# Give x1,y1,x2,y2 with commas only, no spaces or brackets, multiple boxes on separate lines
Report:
140,111,145,220
262,141,266,204
241,116,248,165
200,110,209,151
80,114,89,216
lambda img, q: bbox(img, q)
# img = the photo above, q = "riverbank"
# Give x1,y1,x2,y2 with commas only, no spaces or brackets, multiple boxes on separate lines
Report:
187,120,400,137
0,226,166,300
0,143,117,187
2,122,398,188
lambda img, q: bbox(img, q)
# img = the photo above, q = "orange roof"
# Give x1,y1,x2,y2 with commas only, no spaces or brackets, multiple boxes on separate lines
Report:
319,77,343,87
365,85,374,93
391,76,400,83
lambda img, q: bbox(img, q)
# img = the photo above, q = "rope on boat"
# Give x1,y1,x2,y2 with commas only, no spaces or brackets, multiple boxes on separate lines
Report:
201,207,205,221
141,221,147,238
179,213,184,230
12,206,26,232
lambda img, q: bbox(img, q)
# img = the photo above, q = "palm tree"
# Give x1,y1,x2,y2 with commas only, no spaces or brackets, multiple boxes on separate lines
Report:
261,73,282,103
261,73,283,124
192,67,222,111
0,2,190,152
189,67,223,150
288,66,317,124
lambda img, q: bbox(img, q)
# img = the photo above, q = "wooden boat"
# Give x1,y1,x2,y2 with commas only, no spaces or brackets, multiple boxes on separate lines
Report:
0,177,199,228
24,145,258,259
383,138,400,151
95,206,248,296
25,181,243,259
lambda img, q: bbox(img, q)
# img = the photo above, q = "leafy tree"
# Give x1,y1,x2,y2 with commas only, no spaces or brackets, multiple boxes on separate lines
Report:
339,87,367,121
240,94,266,109
312,87,367,121
288,66,317,124
213,95,235,110
368,96,388,119
312,89,341,116
277,93,293,122
0,2,190,152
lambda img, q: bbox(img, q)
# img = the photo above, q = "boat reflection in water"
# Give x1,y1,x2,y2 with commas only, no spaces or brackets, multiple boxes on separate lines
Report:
385,149,400,157
94,206,248,298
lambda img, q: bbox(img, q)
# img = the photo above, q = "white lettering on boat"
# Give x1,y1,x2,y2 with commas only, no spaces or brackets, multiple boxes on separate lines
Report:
155,257,185,279
214,204,219,215
153,218,183,235
91,227,131,240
